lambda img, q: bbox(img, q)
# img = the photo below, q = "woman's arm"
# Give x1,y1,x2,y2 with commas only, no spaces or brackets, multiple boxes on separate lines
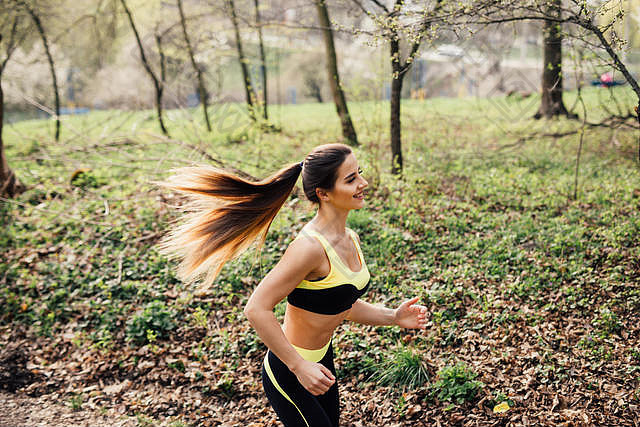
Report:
346,299,396,326
346,297,427,329
243,237,335,395
347,230,427,329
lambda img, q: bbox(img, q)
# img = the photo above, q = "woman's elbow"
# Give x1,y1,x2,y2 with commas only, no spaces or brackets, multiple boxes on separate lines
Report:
244,299,268,324
244,302,257,322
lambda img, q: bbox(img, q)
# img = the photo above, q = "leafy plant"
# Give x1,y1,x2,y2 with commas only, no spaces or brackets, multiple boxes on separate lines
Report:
592,307,621,337
369,346,430,390
216,374,235,399
126,300,176,344
70,169,105,189
191,306,208,329
68,393,83,411
430,362,484,404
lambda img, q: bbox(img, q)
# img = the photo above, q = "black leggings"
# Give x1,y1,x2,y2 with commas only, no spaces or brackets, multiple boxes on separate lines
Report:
261,342,339,427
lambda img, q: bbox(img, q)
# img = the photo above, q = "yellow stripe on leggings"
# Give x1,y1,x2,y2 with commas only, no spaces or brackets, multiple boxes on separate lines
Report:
263,352,310,427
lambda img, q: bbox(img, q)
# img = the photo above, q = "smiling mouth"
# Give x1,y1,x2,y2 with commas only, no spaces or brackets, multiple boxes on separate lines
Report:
353,191,365,199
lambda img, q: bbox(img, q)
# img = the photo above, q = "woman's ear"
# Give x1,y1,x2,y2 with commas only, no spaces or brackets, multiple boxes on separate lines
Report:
316,187,330,202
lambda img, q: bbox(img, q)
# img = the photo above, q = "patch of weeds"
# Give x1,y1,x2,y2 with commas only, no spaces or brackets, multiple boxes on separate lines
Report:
70,169,105,189
89,329,114,352
126,300,176,345
437,320,461,347
487,391,514,409
237,328,262,357
369,345,430,390
430,362,483,405
274,299,287,321
395,394,408,416
578,333,613,362
191,306,209,329
68,393,83,411
168,359,185,373
136,413,155,427
492,308,521,326
536,361,568,384
216,374,235,399
592,307,621,337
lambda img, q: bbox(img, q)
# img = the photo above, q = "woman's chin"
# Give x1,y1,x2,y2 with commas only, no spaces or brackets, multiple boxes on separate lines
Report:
351,199,365,209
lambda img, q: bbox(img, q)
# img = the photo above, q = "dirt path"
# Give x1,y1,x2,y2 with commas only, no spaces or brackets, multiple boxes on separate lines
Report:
0,391,138,427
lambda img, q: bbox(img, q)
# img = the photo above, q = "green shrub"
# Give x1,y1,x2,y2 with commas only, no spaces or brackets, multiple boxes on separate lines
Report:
369,346,430,390
126,300,176,344
431,362,483,404
70,169,104,189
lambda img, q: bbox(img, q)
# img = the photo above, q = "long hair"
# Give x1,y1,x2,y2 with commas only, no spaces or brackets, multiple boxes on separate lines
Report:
157,163,302,289
158,143,352,290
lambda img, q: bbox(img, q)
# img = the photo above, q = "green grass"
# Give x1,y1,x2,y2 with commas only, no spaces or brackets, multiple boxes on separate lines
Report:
1,86,639,419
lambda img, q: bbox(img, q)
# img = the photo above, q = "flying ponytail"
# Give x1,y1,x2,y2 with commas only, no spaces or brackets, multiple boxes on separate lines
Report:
157,162,303,290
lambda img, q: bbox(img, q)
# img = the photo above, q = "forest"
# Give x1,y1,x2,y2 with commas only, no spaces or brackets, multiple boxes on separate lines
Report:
1,0,639,426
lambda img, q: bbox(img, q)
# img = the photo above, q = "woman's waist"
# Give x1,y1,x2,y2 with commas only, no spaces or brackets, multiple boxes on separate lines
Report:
283,305,347,350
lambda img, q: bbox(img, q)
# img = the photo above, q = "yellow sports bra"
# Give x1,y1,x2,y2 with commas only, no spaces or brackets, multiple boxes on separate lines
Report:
287,227,370,315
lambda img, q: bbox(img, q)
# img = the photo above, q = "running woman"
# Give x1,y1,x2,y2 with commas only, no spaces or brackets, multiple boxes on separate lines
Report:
160,143,427,426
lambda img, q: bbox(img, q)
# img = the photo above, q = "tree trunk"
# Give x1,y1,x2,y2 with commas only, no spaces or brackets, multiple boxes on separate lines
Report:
1,17,25,198
390,37,404,175
0,82,25,198
119,0,169,136
177,0,211,132
26,5,61,140
534,0,575,119
227,0,256,122
315,0,358,146
254,0,268,121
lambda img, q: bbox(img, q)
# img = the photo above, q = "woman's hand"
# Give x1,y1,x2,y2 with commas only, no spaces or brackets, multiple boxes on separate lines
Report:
291,359,336,396
393,296,428,329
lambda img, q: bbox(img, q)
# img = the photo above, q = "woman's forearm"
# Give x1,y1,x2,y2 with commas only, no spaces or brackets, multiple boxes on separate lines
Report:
244,307,305,372
346,300,396,326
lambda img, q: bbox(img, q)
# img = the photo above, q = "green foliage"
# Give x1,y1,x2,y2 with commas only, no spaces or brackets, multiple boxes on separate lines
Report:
1,88,639,421
126,300,176,345
68,393,83,411
191,306,209,329
369,346,430,390
430,363,484,404
592,307,622,337
215,374,236,399
70,169,105,189
136,413,155,427
487,391,515,410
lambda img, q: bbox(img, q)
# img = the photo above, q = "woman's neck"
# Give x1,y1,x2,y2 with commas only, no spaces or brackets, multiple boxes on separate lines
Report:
310,205,349,237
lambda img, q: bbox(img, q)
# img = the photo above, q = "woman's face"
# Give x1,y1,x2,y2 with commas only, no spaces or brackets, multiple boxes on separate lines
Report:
320,153,368,210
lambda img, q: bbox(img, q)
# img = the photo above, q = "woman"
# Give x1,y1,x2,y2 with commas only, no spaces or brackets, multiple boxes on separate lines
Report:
160,143,427,426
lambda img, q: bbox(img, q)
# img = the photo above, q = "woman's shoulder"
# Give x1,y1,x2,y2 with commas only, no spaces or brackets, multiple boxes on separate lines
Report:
288,227,326,259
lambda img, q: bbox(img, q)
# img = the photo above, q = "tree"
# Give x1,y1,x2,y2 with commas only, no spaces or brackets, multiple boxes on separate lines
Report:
444,1,640,111
177,0,212,131
226,0,258,122
0,13,27,198
254,0,268,121
534,0,575,119
315,0,358,146
19,0,61,140
119,0,169,136
440,0,640,159
350,0,443,174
